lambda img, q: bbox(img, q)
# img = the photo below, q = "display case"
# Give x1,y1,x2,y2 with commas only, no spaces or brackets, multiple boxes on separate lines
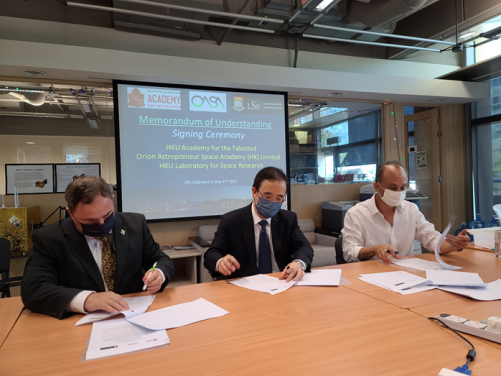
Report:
289,129,318,184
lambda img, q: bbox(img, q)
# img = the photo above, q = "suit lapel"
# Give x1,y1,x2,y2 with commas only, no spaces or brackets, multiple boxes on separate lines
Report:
241,204,257,271
112,214,128,291
62,219,105,292
271,212,283,263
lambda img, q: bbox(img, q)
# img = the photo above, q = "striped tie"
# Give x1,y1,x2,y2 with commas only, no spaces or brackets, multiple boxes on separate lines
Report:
97,236,116,292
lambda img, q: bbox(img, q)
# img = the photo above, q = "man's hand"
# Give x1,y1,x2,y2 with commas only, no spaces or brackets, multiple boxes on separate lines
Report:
372,244,401,264
83,292,130,314
279,262,305,282
444,229,470,252
217,255,240,276
142,268,163,293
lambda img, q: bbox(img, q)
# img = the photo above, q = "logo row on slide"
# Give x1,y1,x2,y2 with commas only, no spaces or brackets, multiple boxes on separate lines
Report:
127,87,284,114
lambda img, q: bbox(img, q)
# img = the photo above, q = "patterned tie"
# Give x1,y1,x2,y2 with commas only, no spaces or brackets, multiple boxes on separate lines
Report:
258,220,272,274
97,236,116,292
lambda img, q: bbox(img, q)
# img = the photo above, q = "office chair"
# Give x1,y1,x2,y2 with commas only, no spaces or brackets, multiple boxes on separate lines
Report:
9,254,32,289
0,238,12,298
335,236,346,265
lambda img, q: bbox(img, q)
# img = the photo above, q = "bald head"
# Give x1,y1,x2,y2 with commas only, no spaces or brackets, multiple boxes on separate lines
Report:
375,161,408,192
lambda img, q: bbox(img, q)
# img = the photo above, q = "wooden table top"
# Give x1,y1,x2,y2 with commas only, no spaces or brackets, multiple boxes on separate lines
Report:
1,250,500,375
0,296,24,349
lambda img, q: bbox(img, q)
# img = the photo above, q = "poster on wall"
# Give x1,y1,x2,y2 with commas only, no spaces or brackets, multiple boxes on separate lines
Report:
5,164,55,194
55,163,101,193
416,151,427,169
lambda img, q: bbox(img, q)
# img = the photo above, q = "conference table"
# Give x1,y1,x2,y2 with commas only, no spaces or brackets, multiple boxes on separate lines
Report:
1,250,500,375
0,296,24,349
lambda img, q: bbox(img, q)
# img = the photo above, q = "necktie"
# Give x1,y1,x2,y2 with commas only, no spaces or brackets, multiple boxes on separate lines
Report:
258,220,272,274
97,236,116,292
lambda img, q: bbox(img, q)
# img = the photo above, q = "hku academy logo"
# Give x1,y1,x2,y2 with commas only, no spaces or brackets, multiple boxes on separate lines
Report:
233,96,244,111
189,91,226,113
127,87,181,110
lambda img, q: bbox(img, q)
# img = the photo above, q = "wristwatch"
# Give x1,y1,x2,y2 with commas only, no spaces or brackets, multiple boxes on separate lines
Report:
293,259,307,271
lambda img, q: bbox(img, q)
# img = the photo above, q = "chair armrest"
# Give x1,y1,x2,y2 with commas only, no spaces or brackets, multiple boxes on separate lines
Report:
315,233,336,247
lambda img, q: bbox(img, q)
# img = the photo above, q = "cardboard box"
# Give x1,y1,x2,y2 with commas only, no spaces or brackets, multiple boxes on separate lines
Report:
289,144,300,153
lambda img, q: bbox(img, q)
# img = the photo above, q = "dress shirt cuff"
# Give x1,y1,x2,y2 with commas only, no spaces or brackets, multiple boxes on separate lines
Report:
215,258,222,273
157,268,166,283
67,290,96,314
348,246,362,262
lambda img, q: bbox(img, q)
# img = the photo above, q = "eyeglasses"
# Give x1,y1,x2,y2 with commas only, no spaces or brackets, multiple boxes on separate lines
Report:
258,191,287,203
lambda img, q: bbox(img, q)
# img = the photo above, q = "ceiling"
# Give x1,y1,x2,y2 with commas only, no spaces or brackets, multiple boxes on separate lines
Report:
1,0,494,60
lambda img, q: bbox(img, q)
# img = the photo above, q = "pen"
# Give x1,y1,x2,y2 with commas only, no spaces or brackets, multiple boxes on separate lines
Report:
384,250,399,254
143,262,157,291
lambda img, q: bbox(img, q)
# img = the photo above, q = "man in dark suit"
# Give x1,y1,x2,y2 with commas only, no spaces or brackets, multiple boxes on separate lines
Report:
21,177,174,319
204,167,313,281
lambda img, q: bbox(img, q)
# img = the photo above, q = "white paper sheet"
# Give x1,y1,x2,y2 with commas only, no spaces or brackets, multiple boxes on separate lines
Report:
127,298,229,331
295,269,342,286
439,279,501,301
434,222,462,270
229,274,295,295
85,318,169,360
359,271,434,294
76,296,156,326
358,276,437,295
391,258,445,271
426,270,487,287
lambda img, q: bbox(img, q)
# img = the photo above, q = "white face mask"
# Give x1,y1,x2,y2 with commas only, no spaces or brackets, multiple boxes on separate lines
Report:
378,184,406,207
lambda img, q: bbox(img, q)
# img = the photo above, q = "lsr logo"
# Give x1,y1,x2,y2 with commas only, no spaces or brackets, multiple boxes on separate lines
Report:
189,91,227,113
232,96,263,112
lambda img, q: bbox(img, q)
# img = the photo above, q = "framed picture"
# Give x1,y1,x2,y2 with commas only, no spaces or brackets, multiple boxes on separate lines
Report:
5,164,55,194
416,151,427,169
54,163,101,193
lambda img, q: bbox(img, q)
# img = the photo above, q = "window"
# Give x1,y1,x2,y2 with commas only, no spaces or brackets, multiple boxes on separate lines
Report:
320,112,381,183
472,121,501,221
465,15,501,67
471,77,501,119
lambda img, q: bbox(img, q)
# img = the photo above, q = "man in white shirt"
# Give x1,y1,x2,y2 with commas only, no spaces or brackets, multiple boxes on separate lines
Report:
21,177,174,319
341,161,470,263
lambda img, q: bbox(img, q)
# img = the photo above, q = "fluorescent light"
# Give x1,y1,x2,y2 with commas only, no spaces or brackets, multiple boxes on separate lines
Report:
315,0,336,11
460,32,475,39
26,142,35,144
87,119,100,129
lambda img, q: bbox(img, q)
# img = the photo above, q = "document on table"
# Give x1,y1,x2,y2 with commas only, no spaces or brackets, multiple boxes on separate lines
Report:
295,269,342,286
127,298,229,331
85,318,169,360
426,270,487,287
359,271,436,295
391,258,445,271
434,222,462,271
439,279,501,301
76,295,156,326
229,274,295,295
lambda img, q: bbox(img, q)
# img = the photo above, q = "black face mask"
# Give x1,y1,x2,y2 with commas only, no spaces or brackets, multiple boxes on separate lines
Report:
77,212,115,238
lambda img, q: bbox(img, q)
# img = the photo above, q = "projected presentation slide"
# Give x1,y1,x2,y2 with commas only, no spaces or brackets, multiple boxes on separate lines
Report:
115,81,288,221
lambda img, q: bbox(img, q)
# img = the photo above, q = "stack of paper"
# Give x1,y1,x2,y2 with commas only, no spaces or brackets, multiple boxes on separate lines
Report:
229,274,295,295
426,270,487,287
359,271,436,295
84,298,228,360
390,258,445,272
295,269,342,286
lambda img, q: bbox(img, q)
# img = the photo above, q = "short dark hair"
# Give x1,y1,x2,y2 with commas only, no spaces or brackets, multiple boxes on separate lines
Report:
375,161,408,183
252,167,288,191
65,176,113,212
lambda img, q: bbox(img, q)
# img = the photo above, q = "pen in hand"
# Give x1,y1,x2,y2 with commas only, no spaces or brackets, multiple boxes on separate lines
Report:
143,261,157,291
384,250,399,255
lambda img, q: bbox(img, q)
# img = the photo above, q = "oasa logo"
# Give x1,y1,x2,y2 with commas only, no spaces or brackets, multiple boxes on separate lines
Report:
189,91,226,113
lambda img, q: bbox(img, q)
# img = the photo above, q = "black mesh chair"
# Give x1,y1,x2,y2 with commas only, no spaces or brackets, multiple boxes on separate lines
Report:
0,238,12,298
335,235,346,265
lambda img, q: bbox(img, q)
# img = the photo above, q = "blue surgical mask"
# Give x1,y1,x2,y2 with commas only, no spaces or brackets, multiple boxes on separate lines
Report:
78,212,115,238
255,197,282,218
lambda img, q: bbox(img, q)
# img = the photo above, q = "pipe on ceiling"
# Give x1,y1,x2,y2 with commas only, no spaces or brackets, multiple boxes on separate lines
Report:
8,92,46,106
303,33,441,52
116,0,284,24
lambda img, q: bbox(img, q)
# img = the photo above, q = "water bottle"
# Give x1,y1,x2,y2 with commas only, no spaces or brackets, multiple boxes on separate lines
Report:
454,222,467,236
469,214,486,229
488,215,500,227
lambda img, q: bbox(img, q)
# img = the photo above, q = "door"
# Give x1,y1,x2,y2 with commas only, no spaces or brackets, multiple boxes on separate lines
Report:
404,108,443,231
